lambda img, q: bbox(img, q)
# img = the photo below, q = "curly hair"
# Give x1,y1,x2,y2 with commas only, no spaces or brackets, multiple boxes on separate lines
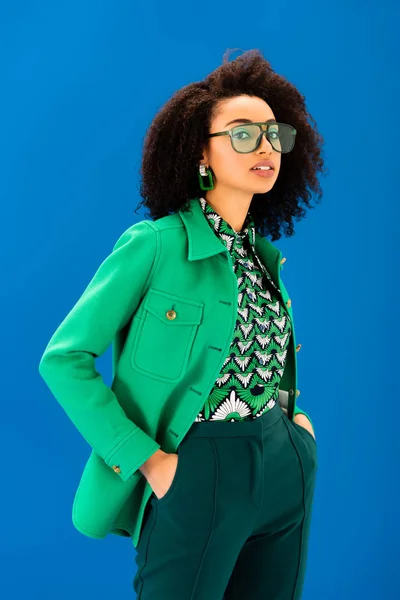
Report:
134,48,328,241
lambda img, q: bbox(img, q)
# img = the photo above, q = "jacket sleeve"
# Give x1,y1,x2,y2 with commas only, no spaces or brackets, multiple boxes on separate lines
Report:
38,220,161,482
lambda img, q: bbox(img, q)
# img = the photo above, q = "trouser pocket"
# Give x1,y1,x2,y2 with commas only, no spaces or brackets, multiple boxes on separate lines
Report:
153,439,187,505
292,420,317,446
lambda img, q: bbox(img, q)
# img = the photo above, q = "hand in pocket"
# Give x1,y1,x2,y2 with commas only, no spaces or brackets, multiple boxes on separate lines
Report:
148,452,180,500
293,414,316,441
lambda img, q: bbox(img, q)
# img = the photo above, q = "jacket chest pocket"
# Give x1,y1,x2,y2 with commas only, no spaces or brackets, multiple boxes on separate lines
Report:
130,288,204,382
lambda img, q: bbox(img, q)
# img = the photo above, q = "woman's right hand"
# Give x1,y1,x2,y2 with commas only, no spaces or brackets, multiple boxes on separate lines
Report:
143,451,179,500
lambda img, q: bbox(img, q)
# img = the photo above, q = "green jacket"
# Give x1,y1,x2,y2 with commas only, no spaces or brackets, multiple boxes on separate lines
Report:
38,196,313,548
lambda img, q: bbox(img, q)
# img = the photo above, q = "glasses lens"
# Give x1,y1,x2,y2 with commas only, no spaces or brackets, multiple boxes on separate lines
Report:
231,123,295,153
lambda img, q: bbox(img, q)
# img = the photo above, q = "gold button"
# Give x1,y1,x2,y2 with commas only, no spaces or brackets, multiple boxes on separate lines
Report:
280,257,286,265
166,309,177,320
296,344,302,352
286,299,292,308
296,389,301,398
112,465,121,474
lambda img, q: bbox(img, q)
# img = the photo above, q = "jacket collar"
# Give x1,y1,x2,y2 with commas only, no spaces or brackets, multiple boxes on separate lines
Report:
178,196,281,266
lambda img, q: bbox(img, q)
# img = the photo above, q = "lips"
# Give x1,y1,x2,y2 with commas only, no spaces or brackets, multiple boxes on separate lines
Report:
251,160,275,170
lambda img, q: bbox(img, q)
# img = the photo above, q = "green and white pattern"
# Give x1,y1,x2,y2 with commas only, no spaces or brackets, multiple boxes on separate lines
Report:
195,196,292,423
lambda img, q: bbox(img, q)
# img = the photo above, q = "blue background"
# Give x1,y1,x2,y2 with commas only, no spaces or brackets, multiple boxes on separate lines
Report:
1,0,398,598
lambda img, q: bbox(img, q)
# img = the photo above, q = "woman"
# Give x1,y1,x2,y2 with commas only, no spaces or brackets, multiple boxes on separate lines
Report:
39,48,326,599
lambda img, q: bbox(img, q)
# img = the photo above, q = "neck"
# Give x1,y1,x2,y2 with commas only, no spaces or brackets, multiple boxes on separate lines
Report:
203,188,253,232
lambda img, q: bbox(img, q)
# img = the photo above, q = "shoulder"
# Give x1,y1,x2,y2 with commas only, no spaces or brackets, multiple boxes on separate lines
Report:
113,213,184,251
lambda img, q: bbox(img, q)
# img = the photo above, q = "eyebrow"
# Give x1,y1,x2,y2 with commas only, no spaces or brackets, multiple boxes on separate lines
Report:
224,117,277,127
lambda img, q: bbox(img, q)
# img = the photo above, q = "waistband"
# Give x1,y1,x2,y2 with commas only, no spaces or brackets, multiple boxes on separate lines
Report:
183,400,285,440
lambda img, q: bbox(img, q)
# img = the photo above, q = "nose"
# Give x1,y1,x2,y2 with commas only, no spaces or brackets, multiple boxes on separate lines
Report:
257,131,274,153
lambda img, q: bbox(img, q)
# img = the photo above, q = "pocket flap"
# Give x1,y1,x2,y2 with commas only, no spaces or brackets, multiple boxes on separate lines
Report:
144,288,203,326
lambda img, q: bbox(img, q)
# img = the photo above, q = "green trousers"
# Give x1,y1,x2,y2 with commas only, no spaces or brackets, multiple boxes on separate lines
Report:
133,401,318,599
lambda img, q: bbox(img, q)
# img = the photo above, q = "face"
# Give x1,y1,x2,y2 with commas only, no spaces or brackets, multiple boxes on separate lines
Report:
201,95,282,198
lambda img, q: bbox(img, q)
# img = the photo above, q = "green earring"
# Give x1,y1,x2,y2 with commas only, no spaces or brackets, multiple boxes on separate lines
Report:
198,164,214,190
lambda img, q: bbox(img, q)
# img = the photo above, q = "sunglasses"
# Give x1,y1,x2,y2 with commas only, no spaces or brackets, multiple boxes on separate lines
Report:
208,121,297,154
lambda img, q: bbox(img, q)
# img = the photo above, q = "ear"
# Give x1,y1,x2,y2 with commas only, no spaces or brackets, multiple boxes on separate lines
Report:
201,139,211,165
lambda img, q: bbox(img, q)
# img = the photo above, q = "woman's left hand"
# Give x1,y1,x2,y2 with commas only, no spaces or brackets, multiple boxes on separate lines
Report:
293,414,316,440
